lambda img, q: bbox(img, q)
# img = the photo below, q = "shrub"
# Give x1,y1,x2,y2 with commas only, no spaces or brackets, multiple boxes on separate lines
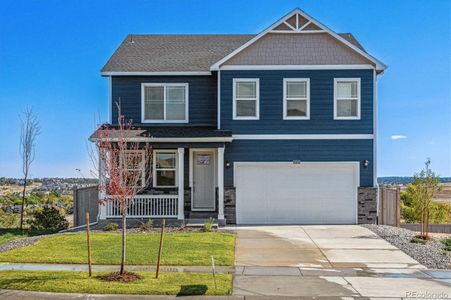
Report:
401,195,451,224
203,217,214,232
103,223,119,231
0,210,18,228
441,238,451,252
139,219,153,232
28,206,69,231
410,236,427,244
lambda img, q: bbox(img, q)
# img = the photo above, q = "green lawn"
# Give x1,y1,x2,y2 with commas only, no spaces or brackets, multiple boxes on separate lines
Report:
0,271,232,295
0,228,54,245
0,232,235,266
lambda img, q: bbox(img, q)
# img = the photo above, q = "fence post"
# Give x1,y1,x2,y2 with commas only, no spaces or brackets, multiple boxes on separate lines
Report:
155,219,165,279
396,187,401,227
86,212,92,277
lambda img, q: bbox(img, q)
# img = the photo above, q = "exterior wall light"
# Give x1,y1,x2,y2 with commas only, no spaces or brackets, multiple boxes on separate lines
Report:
363,160,369,168
225,161,231,168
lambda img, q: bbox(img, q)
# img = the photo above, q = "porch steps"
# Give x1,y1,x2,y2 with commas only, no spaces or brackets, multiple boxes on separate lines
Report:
185,218,219,228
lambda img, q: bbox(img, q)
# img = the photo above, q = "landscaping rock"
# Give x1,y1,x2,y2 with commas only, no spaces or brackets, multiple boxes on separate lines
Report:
363,224,450,269
0,235,44,253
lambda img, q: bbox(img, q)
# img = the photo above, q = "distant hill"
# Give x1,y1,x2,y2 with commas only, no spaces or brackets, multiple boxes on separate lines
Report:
378,176,451,185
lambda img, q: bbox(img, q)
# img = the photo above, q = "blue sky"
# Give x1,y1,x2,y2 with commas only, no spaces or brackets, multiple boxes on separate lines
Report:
0,0,450,178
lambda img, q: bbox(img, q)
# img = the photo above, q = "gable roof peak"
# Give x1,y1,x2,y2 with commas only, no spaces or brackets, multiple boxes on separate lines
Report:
210,8,387,71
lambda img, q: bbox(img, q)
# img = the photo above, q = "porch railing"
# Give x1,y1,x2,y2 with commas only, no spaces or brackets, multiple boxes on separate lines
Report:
105,195,178,218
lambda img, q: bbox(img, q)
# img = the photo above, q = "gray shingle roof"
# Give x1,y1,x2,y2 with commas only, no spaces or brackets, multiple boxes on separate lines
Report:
101,33,365,73
90,126,232,140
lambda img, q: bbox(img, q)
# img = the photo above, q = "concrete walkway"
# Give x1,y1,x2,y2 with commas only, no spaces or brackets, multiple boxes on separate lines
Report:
0,263,232,274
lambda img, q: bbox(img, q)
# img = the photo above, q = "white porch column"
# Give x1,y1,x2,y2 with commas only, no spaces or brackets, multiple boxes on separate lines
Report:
98,153,107,220
217,147,225,221
177,148,185,220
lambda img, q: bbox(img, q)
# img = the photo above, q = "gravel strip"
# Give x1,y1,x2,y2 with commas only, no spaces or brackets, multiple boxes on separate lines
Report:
363,224,450,269
0,235,50,253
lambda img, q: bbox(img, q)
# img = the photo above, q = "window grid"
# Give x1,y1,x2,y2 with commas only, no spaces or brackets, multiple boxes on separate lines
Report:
334,78,361,120
233,78,260,120
153,150,177,188
141,83,188,123
283,78,310,120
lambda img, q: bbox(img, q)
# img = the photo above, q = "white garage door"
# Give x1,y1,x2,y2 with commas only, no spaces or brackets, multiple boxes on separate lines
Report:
235,162,359,224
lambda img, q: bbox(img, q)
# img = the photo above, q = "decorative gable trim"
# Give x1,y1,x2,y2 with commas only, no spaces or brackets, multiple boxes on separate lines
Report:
210,8,387,72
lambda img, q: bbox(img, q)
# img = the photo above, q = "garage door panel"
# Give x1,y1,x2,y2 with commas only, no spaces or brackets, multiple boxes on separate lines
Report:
236,163,358,224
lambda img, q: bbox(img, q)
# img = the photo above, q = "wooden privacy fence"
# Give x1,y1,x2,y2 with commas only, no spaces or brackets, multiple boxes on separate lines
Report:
73,185,99,227
378,186,400,227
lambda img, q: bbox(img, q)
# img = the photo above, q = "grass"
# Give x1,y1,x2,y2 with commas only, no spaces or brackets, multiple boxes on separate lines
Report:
0,228,54,245
441,237,451,252
0,232,235,266
0,271,232,295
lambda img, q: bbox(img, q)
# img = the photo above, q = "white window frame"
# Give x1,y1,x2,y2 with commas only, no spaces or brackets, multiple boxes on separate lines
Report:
153,150,178,188
232,78,260,120
141,83,189,123
283,78,310,120
334,78,361,120
121,150,146,188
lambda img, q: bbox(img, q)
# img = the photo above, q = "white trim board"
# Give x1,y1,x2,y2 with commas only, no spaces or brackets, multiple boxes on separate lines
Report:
220,64,375,71
101,71,211,76
89,137,233,143
210,8,387,71
232,134,373,140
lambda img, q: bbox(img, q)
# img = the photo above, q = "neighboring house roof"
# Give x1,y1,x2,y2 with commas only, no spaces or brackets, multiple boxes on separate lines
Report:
90,126,232,141
101,8,386,75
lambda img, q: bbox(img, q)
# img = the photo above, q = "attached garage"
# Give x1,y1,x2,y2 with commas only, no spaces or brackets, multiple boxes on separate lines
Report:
235,162,359,224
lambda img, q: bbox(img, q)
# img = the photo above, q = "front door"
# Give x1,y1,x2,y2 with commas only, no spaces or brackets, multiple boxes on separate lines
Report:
192,151,215,211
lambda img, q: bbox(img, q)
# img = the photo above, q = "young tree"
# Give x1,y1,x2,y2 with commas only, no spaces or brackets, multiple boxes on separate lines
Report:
409,159,442,239
19,107,40,230
94,111,151,276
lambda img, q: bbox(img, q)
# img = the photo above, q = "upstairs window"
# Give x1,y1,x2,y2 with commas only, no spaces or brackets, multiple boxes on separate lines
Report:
334,78,360,120
142,83,188,123
283,78,310,120
233,79,259,120
153,150,177,187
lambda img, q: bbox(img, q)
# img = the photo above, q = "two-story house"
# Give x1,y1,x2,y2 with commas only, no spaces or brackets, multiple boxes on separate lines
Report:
93,8,386,225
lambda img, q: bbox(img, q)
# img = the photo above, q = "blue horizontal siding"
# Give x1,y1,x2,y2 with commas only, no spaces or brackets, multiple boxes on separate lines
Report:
224,139,374,187
111,75,217,126
220,70,373,134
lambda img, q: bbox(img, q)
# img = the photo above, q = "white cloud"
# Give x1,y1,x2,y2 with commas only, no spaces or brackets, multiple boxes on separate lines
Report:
391,135,407,140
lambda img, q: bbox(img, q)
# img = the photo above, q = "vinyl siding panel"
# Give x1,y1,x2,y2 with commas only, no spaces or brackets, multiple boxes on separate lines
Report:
224,139,374,187
220,70,373,134
111,75,217,126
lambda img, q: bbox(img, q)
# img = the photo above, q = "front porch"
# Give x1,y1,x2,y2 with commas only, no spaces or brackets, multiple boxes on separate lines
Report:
99,146,227,225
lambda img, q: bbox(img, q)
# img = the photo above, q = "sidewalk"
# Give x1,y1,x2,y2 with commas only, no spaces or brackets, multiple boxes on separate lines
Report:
233,266,451,298
0,263,232,274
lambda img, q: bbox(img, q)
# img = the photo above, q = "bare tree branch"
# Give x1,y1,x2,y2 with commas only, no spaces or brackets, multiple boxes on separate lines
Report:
19,107,40,230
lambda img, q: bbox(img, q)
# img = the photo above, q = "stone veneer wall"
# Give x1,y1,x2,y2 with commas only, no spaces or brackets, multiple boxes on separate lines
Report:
358,187,378,224
224,187,236,224
215,187,377,225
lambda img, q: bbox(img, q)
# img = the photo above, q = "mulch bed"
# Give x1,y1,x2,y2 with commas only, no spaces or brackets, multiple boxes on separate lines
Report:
98,271,143,282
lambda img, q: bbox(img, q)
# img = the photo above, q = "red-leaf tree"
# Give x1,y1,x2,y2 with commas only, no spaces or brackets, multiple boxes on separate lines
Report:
93,111,151,275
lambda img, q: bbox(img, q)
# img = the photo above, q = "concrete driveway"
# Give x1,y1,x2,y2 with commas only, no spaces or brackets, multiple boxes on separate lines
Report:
232,225,451,298
234,225,423,268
